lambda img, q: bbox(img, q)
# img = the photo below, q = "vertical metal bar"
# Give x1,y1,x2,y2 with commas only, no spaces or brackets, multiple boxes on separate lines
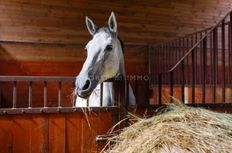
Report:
226,24,230,84
162,44,167,71
12,81,17,108
200,32,203,85
135,78,138,105
181,61,185,102
186,37,189,84
195,33,199,84
205,31,208,84
170,71,173,102
157,46,159,74
58,81,62,107
151,47,154,85
155,46,158,72
160,45,163,73
222,20,226,102
190,35,196,84
215,30,218,85
175,40,178,84
168,42,171,70
126,80,129,108
230,12,232,85
166,43,169,70
152,47,155,85
192,49,195,104
169,43,172,67
151,47,154,80
44,81,48,107
210,32,213,84
158,46,160,73
172,42,175,67
148,45,152,86
158,74,162,105
175,41,178,68
164,45,167,71
202,37,207,104
162,45,165,71
182,38,185,56
229,19,232,84
100,83,103,106
28,81,32,108
159,45,162,72
178,39,181,84
213,28,218,103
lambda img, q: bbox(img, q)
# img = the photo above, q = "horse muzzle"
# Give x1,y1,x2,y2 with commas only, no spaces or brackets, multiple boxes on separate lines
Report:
75,76,98,99
76,90,92,99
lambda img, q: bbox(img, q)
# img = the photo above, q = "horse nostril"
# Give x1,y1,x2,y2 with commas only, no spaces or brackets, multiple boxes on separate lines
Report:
82,80,91,91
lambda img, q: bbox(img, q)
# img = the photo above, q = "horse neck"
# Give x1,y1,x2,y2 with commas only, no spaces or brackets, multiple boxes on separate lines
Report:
116,38,126,78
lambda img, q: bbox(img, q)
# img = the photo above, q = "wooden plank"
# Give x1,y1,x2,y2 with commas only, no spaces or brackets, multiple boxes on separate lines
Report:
11,116,31,153
29,115,49,153
66,113,82,153
0,116,13,153
48,114,66,153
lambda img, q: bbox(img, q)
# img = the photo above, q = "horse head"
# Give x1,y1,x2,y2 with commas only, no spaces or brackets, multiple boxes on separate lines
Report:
75,12,125,99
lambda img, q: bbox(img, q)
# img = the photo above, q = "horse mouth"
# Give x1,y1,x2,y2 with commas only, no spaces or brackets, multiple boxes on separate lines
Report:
76,91,92,99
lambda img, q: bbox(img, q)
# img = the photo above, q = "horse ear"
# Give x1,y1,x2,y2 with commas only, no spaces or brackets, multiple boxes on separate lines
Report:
108,12,117,33
86,16,97,35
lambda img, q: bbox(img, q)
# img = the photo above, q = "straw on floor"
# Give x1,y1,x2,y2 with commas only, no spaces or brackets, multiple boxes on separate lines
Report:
104,103,232,153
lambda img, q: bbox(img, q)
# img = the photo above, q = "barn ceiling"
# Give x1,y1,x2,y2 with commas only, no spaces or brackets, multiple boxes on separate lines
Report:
0,0,232,45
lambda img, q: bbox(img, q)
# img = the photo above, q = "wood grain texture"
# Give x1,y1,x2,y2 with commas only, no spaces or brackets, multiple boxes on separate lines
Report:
0,0,231,44
0,112,113,153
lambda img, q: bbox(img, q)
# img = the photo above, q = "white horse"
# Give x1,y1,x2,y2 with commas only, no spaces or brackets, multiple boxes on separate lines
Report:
75,12,136,107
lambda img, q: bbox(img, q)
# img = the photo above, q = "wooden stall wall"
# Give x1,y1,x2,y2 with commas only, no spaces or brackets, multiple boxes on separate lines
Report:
0,112,113,153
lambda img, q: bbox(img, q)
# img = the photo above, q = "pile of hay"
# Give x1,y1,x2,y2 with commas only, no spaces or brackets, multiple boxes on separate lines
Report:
104,104,232,153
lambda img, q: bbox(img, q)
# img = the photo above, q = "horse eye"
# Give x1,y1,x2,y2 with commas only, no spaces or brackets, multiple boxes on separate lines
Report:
105,45,113,51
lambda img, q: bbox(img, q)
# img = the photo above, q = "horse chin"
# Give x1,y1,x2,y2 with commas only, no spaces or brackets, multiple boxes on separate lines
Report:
78,95,90,99
76,92,91,99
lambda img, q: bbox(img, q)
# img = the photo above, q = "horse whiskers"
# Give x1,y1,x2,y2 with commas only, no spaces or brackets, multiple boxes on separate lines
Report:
66,88,77,106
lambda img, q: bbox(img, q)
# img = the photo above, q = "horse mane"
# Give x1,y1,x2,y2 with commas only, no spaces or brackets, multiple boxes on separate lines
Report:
118,37,124,54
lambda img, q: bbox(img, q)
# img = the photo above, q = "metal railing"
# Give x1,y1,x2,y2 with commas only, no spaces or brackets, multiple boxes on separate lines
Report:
0,76,123,114
150,10,232,106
